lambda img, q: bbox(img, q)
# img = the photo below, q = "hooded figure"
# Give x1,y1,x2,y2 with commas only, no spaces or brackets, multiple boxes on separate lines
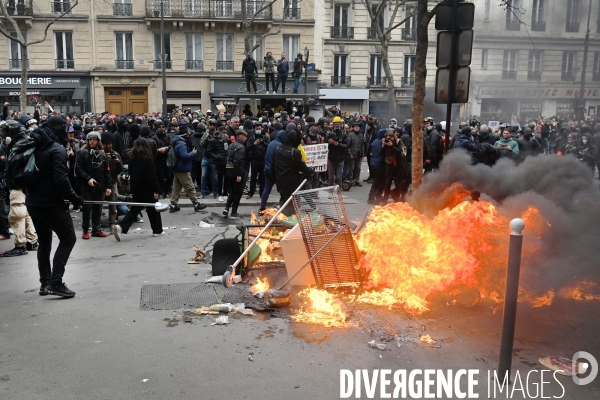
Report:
259,129,287,214
367,129,388,204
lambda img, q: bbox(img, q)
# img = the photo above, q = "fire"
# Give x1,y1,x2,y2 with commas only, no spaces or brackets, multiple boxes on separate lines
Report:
523,290,556,308
249,208,287,263
420,335,436,345
558,280,600,301
251,277,270,293
292,288,348,328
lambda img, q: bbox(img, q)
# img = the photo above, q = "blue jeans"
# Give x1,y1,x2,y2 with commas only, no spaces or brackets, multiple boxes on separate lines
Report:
116,203,129,217
293,75,301,93
201,157,216,196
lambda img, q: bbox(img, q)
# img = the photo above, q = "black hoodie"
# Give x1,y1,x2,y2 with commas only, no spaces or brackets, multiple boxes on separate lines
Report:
25,127,79,208
273,130,313,194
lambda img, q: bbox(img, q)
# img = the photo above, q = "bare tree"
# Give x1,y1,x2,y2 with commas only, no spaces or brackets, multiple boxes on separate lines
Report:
359,0,416,118
0,0,79,114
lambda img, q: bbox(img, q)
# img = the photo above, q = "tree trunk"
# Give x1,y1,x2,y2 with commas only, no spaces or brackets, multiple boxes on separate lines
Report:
381,38,395,119
20,45,28,114
411,0,429,191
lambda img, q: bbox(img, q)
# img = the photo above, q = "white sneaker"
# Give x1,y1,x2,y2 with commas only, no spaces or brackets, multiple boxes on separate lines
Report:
113,225,122,242
218,196,225,202
153,231,166,237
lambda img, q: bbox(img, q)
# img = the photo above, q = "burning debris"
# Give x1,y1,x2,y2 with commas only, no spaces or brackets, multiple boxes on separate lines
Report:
291,288,349,328
419,335,437,345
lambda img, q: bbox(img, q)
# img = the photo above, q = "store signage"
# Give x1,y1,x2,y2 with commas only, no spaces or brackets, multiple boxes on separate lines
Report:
0,77,52,85
478,87,600,99
520,101,542,114
0,76,81,87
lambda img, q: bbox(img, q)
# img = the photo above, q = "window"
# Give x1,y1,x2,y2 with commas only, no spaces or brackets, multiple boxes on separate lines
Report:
115,32,133,69
113,0,132,16
55,31,74,69
369,55,384,85
185,33,203,70
215,0,233,17
8,32,26,70
368,5,384,39
502,50,517,79
332,54,349,86
566,0,580,32
283,35,299,59
562,51,576,81
250,35,263,65
216,34,233,70
246,0,267,18
403,56,415,86
506,0,520,30
528,51,542,80
483,0,490,21
332,5,353,38
403,6,416,40
153,33,172,70
183,0,204,17
52,0,71,14
284,0,300,20
480,49,488,69
531,0,545,30
593,52,600,81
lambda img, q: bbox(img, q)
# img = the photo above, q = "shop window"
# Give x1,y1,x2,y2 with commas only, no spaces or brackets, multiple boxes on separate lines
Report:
153,33,172,70
54,31,74,69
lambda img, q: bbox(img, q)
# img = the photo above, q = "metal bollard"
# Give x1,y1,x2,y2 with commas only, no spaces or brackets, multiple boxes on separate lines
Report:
498,218,526,384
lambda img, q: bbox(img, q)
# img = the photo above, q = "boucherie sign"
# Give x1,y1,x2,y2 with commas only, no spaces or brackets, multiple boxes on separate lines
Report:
0,77,52,85
478,87,600,99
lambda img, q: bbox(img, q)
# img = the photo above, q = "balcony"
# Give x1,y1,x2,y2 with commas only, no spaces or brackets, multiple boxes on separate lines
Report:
401,77,415,86
502,70,517,80
153,60,172,70
113,3,133,16
116,59,134,69
566,22,580,32
330,26,354,39
51,1,71,14
55,59,74,69
9,59,28,70
505,20,520,31
368,76,387,87
527,70,542,81
331,76,351,87
4,1,33,15
185,60,204,70
284,7,300,20
531,21,546,31
367,27,378,39
402,28,416,40
216,60,234,70
145,0,272,19
562,71,575,81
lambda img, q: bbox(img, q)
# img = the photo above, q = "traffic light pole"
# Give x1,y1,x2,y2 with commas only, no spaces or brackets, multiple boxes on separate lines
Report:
444,0,460,152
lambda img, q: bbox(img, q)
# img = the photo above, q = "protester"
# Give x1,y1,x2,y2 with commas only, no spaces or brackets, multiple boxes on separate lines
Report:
222,130,247,220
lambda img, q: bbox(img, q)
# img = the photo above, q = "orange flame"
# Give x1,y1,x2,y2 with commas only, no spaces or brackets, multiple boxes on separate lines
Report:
420,335,436,345
292,288,348,328
558,280,600,301
251,277,270,293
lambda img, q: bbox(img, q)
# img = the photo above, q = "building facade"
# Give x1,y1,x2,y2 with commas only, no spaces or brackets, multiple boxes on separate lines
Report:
0,0,316,114
468,0,600,123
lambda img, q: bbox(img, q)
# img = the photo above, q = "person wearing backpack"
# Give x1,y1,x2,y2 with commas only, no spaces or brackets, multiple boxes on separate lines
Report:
168,131,206,213
25,116,84,298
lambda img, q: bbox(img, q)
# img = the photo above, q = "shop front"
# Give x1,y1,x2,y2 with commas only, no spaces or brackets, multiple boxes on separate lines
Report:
320,88,368,116
395,89,414,119
0,72,90,114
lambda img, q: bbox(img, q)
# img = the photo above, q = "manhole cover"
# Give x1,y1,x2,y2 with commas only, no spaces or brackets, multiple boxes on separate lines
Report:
140,283,248,310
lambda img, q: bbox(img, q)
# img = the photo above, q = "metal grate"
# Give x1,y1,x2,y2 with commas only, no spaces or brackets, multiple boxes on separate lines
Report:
292,185,361,287
140,283,247,310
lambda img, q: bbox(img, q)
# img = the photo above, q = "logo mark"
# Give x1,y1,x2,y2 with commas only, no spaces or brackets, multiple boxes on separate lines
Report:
573,351,598,385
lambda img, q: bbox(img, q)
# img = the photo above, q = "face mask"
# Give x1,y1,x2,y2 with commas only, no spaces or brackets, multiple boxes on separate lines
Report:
583,139,588,144
427,125,433,131
4,137,11,145
255,130,261,135
333,125,341,132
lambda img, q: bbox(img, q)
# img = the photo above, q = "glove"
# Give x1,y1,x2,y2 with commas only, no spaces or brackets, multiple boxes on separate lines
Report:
69,195,84,207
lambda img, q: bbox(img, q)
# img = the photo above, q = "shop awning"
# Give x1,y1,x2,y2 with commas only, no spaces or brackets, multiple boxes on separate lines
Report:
71,87,86,100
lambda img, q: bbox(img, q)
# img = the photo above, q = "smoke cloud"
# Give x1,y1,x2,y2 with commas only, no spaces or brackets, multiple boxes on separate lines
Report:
411,150,600,296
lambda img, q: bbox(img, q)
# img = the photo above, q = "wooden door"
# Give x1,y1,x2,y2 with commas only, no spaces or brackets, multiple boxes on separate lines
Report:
105,87,148,114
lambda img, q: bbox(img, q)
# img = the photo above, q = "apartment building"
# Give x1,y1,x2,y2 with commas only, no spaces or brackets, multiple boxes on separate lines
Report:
314,0,420,117
468,0,600,123
0,0,316,114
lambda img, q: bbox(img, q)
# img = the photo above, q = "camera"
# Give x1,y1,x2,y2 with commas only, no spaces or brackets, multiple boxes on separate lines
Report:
384,138,392,143
470,117,480,128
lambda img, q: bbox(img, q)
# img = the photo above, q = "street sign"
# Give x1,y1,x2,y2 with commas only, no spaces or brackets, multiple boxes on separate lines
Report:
435,66,471,104
436,30,473,68
435,2,475,30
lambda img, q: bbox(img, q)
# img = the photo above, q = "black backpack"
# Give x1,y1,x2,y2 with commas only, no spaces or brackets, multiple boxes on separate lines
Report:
166,144,179,168
6,136,39,188
477,142,498,166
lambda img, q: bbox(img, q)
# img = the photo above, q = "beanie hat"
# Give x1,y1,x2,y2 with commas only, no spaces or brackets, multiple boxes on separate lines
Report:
461,126,472,135
86,131,101,141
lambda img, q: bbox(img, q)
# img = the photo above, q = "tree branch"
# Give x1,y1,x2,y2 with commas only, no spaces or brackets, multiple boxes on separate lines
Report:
27,0,80,46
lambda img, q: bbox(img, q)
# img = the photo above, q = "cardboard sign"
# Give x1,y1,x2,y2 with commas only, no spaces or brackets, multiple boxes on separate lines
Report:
488,121,500,129
303,144,329,172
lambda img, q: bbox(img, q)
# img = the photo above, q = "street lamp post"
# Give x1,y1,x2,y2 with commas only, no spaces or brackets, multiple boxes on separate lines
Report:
577,0,592,121
161,0,167,117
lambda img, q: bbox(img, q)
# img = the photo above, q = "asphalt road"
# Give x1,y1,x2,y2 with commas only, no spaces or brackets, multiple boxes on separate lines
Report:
1,165,598,399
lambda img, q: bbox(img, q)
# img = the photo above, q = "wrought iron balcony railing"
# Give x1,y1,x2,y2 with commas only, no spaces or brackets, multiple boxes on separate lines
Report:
562,71,575,81
185,60,204,70
216,60,234,70
369,76,387,86
402,28,416,40
330,26,354,39
331,76,351,87
55,59,74,69
116,59,134,69
51,1,71,14
146,0,272,19
153,60,173,70
503,70,517,80
527,70,542,81
113,3,133,16
531,21,546,31
566,22,580,32
367,27,378,39
401,77,415,86
284,7,300,20
9,59,29,70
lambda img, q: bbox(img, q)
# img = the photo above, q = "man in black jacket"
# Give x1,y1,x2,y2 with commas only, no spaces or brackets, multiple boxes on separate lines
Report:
245,121,269,199
222,130,247,220
242,54,258,94
292,53,306,94
327,117,349,187
26,116,83,298
76,131,111,239
152,120,172,198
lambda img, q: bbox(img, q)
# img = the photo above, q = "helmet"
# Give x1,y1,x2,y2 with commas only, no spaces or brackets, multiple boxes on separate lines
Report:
424,117,434,124
332,116,343,124
72,121,82,131
253,120,262,127
5,120,21,136
25,118,38,127
84,124,93,133
154,120,165,128
87,131,101,141
208,119,218,126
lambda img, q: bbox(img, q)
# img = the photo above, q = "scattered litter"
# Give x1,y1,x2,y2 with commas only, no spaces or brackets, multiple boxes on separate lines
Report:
294,385,299,389
368,340,387,351
429,344,442,349
162,226,177,230
111,254,126,258
180,228,191,230
379,355,382,358
262,289,292,308
248,355,254,361
539,356,587,376
142,379,149,383
195,307,219,315
210,303,233,313
211,316,229,325
206,276,223,283
189,246,207,264
420,335,436,345
94,341,102,343
233,303,254,315
199,221,215,228
193,273,198,276
134,227,141,231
